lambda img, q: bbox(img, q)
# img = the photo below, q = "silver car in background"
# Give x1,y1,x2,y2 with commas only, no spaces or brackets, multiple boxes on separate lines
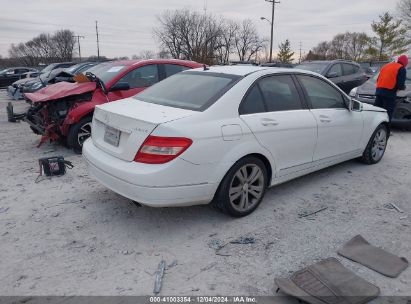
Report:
350,68,411,129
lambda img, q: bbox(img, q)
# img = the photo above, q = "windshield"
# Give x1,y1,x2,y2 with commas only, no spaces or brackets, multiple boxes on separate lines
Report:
40,64,55,74
296,63,328,74
0,69,9,75
86,63,126,84
134,71,240,111
372,67,411,84
65,64,83,74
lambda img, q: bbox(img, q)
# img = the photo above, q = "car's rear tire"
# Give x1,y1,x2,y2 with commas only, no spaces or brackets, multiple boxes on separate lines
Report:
213,156,268,217
361,124,388,165
67,116,92,154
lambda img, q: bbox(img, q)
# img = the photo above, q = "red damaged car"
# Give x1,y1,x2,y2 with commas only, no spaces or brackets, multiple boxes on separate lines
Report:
22,59,202,152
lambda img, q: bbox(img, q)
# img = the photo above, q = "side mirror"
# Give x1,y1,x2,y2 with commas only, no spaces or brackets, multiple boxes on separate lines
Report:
327,71,339,78
109,82,130,92
349,98,363,112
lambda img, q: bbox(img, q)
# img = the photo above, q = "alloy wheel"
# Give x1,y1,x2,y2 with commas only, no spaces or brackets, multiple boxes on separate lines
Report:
77,122,92,147
229,164,265,212
371,128,387,162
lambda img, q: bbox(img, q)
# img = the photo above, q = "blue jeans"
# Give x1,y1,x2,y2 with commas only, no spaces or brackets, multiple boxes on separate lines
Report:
375,95,396,121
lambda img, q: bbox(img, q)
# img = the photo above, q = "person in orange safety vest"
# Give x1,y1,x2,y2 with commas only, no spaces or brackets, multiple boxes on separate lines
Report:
375,55,408,121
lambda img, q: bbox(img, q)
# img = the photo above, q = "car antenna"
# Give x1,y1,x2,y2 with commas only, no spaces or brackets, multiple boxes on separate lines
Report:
203,64,209,71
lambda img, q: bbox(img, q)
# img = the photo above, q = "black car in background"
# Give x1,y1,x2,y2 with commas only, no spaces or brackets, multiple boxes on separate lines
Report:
0,67,39,88
295,60,368,94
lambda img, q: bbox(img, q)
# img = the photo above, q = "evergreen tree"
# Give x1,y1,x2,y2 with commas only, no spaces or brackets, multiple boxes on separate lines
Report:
277,39,295,63
370,12,410,61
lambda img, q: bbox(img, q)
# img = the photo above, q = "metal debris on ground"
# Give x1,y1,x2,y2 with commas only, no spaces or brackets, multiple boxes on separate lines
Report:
384,203,404,213
229,236,256,245
298,207,328,218
153,260,166,295
167,260,178,269
0,207,10,214
208,239,225,250
390,203,404,213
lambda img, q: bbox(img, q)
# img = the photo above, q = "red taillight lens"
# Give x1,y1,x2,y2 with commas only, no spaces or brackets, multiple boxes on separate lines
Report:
134,136,193,164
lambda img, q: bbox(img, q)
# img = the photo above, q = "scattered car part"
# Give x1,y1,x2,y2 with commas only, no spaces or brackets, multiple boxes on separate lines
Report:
38,156,74,177
275,258,380,304
153,260,166,294
338,235,409,278
7,102,25,122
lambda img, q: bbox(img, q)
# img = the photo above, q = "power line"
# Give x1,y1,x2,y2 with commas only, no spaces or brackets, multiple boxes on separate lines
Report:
73,35,85,61
95,21,100,60
265,0,280,63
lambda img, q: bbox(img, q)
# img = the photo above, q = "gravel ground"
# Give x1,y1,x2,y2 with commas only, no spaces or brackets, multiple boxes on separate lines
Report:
0,90,410,301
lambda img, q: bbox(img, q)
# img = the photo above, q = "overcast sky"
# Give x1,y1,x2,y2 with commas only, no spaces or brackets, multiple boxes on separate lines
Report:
0,0,396,59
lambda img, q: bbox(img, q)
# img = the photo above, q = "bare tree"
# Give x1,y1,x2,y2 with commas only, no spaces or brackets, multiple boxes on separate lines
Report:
8,29,76,66
234,19,266,62
52,30,76,61
397,0,411,35
311,41,330,60
132,50,156,59
154,9,265,64
215,20,238,64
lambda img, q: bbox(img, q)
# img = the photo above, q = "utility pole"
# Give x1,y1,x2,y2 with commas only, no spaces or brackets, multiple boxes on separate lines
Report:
74,35,85,62
299,41,302,64
203,0,207,14
95,20,100,60
265,0,280,63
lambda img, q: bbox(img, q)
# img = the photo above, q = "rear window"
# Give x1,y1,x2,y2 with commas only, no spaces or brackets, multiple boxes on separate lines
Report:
134,71,240,111
296,63,328,74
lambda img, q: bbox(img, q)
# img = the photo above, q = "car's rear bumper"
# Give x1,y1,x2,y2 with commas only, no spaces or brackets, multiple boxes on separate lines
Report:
7,86,23,100
83,139,217,207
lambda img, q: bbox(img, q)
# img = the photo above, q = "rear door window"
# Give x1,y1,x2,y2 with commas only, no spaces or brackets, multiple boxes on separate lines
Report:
326,64,343,77
118,64,159,88
258,75,303,112
342,64,359,76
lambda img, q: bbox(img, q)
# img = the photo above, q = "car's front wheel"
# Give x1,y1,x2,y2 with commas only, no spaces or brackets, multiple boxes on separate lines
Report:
361,124,388,164
213,156,268,217
67,116,92,154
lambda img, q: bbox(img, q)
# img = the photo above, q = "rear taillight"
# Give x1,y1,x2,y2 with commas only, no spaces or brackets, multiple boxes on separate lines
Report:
134,136,193,164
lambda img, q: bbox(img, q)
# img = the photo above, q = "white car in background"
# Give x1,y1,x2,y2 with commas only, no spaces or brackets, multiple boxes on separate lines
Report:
83,66,389,217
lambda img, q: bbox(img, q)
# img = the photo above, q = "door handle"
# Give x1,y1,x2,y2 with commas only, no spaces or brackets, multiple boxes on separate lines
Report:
261,118,279,126
319,115,332,123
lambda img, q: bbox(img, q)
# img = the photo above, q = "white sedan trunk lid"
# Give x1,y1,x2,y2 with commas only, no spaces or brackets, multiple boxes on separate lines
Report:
92,98,194,161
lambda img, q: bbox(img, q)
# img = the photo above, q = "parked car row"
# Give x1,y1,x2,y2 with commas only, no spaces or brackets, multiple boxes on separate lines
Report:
7,59,203,151
7,62,80,100
4,59,390,216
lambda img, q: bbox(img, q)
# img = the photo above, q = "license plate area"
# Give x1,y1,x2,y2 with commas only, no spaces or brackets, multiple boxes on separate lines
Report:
104,126,121,147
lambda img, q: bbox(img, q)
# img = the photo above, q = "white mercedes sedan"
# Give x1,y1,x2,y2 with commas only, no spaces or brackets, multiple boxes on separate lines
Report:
83,66,389,217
